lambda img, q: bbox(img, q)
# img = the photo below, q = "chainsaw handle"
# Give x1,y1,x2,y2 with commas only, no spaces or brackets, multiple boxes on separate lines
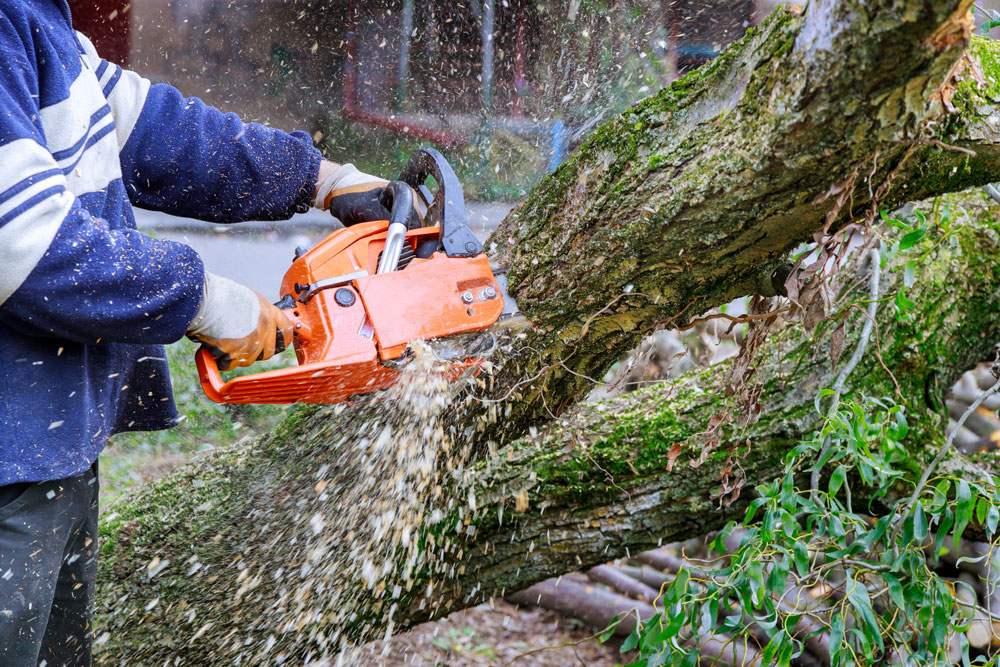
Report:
378,180,418,229
196,346,227,402
398,147,483,258
195,298,304,399
376,182,414,274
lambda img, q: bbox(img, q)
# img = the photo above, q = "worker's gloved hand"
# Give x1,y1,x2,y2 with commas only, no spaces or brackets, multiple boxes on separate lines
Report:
315,163,426,226
187,273,293,371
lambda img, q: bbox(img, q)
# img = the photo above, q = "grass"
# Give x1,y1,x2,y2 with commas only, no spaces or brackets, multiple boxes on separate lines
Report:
100,338,292,504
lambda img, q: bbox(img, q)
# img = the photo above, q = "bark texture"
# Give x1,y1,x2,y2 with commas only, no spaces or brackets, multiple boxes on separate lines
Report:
484,0,982,438
94,0,1000,662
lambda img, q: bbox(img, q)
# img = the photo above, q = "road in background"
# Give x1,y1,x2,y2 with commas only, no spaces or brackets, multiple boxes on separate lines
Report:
135,203,514,298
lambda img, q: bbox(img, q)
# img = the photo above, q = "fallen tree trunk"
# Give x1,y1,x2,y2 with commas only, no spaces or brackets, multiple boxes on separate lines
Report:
481,0,992,439
95,0,1000,662
96,199,1000,662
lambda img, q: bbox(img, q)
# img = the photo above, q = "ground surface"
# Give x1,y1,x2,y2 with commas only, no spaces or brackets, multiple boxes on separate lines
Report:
351,601,627,666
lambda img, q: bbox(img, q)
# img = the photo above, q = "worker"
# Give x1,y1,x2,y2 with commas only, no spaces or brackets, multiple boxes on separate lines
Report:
0,2,396,664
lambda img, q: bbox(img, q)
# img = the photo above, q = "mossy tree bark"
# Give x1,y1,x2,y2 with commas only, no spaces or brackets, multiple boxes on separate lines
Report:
96,0,1000,662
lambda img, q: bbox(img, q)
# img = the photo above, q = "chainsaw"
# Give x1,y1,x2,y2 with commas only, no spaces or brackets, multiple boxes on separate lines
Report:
196,148,520,405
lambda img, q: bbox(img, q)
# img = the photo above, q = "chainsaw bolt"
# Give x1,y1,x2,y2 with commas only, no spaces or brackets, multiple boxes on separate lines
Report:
480,287,497,300
461,291,475,305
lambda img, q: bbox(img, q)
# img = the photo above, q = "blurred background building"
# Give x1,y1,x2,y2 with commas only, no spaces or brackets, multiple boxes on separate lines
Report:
64,0,1000,195
70,0,786,196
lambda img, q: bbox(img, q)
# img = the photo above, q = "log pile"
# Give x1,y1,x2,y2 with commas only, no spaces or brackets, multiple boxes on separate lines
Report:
507,532,1000,665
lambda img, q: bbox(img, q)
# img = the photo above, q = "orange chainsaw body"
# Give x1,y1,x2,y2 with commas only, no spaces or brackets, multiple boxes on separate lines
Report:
196,148,506,404
196,222,504,404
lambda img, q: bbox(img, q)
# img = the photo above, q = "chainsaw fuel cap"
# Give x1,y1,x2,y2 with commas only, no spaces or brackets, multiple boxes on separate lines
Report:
334,288,356,308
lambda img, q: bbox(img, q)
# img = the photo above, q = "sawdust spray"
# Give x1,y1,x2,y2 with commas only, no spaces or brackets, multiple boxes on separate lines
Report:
267,341,483,664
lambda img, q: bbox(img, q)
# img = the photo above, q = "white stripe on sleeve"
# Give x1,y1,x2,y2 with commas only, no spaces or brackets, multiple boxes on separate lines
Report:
75,31,102,69
0,140,74,306
105,67,151,151
74,32,151,152
39,70,110,160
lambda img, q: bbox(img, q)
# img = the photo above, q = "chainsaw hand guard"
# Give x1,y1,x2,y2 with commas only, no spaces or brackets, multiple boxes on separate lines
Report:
399,147,484,259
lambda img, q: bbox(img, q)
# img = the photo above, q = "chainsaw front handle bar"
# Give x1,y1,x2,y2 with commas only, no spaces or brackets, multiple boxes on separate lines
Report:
376,181,414,274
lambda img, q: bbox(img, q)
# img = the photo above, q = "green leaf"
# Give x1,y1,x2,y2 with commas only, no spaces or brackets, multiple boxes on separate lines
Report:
598,616,619,643
988,504,999,537
713,522,736,555
767,554,790,596
650,610,685,645
977,496,989,525
899,226,926,250
793,541,810,577
935,508,954,558
889,407,909,441
748,559,765,606
883,573,905,611
781,511,798,539
903,261,916,287
744,497,769,524
620,629,640,653
671,568,690,597
932,604,947,650
698,599,719,635
829,465,847,496
846,574,884,652
954,480,974,551
780,472,796,511
913,502,927,543
895,290,916,316
829,613,845,656
762,630,789,666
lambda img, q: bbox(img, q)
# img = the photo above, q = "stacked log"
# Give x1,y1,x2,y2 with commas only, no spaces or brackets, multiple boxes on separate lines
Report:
506,533,1000,665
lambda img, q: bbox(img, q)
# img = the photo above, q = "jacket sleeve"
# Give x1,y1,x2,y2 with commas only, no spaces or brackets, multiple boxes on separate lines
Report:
79,35,323,223
0,36,204,346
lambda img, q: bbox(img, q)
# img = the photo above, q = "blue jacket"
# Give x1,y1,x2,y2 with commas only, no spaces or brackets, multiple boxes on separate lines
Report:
0,0,321,484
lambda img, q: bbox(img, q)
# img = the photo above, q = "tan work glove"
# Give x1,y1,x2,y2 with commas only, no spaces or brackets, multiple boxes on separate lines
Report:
187,273,293,371
315,163,425,227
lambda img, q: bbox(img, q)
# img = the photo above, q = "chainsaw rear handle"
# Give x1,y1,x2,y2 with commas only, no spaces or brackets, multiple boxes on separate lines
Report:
398,147,483,258
195,297,301,379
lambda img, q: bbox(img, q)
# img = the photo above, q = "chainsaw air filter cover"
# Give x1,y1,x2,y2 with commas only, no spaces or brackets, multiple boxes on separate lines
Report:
196,148,505,404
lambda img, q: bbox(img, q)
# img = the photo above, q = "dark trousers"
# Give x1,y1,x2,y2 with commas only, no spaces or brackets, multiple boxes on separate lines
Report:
0,464,99,667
